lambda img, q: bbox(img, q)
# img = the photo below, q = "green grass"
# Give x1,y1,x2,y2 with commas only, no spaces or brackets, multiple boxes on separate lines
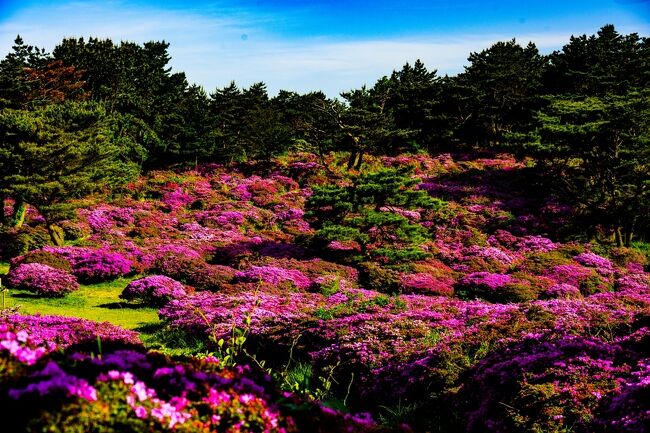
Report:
1,270,160,330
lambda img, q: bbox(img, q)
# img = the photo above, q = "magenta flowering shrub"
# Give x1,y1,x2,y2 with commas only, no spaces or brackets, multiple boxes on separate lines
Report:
73,249,133,283
399,273,454,296
615,274,650,293
0,314,394,433
120,276,187,306
596,364,650,433
7,263,79,297
41,246,134,283
543,283,583,299
516,235,558,253
455,272,513,299
0,315,140,364
158,290,320,338
575,251,616,275
456,335,640,433
545,264,596,287
234,266,312,290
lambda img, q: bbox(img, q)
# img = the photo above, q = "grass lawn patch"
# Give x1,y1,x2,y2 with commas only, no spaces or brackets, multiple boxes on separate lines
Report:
2,275,160,330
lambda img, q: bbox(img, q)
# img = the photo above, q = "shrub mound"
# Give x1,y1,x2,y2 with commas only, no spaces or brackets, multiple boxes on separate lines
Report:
7,263,79,297
120,275,187,306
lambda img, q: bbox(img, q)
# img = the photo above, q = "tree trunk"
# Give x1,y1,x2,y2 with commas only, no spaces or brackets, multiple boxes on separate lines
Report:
624,218,636,247
347,150,357,170
354,149,364,170
615,227,623,247
45,221,65,246
11,200,27,228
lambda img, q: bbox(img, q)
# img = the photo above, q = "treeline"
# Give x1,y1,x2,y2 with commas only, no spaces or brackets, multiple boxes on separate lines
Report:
0,24,648,245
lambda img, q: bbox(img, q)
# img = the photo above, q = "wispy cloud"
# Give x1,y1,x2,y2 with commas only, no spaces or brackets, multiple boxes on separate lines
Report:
1,1,648,96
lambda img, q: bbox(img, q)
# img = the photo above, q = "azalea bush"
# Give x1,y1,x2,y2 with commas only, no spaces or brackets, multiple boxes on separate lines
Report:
4,152,650,432
0,314,394,433
7,263,79,297
120,275,187,306
72,249,134,283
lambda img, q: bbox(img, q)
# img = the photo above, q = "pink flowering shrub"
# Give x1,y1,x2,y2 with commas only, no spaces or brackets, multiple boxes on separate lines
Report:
73,249,133,283
235,266,312,290
543,283,583,299
399,273,454,296
120,276,187,306
575,251,616,275
455,272,512,297
456,335,641,433
7,263,79,297
0,314,392,433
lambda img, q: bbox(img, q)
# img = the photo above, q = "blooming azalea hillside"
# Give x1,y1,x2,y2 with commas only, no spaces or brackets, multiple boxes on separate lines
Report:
1,152,648,433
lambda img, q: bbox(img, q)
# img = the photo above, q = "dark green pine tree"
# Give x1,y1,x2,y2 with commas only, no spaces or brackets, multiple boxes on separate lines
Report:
271,90,339,162
336,80,410,170
0,35,49,108
384,59,445,153
209,81,245,163
453,39,546,147
0,101,144,244
240,82,291,162
544,24,650,97
530,90,650,246
306,168,444,264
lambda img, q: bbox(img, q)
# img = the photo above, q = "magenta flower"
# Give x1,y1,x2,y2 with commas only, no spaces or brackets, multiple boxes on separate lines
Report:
7,263,79,297
120,275,187,306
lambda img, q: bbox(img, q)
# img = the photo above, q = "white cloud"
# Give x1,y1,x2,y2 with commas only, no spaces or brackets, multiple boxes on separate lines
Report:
1,2,648,97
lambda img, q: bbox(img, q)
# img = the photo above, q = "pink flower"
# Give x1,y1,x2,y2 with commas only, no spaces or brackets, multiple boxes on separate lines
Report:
134,406,148,419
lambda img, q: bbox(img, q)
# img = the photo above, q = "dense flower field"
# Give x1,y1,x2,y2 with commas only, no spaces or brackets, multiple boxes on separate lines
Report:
1,152,648,432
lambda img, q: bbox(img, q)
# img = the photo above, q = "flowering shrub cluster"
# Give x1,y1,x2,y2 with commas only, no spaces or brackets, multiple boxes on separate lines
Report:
120,275,187,306
6,152,650,432
0,315,393,433
7,263,79,297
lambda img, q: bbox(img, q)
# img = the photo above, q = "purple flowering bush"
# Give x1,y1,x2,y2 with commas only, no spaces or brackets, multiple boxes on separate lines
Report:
0,314,394,433
234,266,312,290
5,152,649,432
7,263,79,297
120,275,187,306
72,249,133,283
455,334,645,433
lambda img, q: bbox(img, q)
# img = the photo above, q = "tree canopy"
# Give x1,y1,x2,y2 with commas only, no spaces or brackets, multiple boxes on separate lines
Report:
1,24,648,244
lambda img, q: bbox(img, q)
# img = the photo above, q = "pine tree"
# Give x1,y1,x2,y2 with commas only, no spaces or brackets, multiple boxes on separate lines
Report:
0,101,144,243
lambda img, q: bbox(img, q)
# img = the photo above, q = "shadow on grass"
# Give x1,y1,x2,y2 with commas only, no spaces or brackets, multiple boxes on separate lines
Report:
133,322,165,334
11,293,45,299
97,301,152,310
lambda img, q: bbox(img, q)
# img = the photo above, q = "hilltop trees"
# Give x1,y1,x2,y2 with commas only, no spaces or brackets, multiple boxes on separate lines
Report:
532,91,650,246
0,101,144,244
544,24,649,96
0,36,48,108
1,25,648,244
526,25,650,245
452,40,546,147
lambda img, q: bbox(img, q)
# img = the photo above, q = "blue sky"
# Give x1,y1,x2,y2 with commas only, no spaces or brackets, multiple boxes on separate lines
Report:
0,0,649,96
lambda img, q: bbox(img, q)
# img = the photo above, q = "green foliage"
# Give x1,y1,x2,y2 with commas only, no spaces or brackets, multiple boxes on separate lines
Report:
453,39,546,147
520,251,574,274
530,90,650,245
0,36,48,108
307,167,440,264
359,262,401,293
0,226,51,259
545,24,649,97
0,101,144,241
